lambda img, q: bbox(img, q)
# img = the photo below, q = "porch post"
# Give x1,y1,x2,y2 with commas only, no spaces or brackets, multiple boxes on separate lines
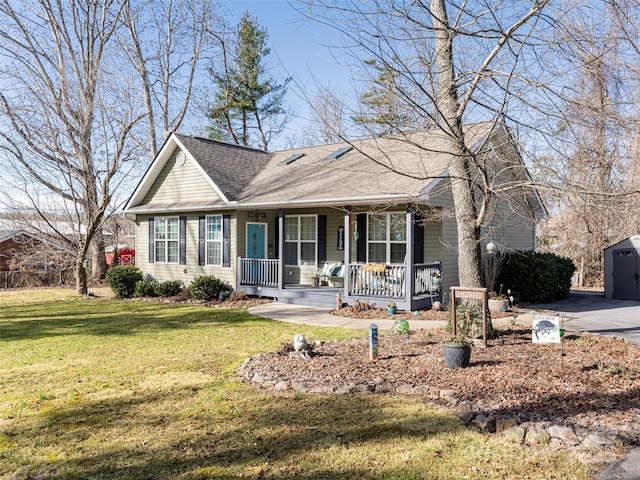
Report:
406,205,415,309
278,209,285,290
343,208,351,298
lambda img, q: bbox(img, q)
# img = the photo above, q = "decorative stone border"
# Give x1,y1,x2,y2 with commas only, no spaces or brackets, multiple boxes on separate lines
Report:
239,355,640,461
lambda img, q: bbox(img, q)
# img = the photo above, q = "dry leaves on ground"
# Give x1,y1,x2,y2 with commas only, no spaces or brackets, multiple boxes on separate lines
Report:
243,325,640,439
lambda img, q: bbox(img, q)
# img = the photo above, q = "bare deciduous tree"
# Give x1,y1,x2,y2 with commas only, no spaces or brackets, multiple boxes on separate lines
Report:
0,0,221,293
304,86,348,145
302,0,551,295
121,0,219,158
0,0,143,293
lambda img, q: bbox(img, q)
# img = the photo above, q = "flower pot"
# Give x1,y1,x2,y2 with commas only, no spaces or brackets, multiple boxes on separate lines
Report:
442,343,471,369
387,306,397,315
488,298,509,311
432,277,442,287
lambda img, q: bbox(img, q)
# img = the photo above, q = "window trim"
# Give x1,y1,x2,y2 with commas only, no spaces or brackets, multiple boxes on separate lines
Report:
205,214,223,266
284,214,318,267
154,216,180,264
366,212,406,265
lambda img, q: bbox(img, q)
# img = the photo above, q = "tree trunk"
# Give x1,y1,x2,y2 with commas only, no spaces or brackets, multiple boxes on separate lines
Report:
431,0,483,288
75,257,87,295
90,228,108,280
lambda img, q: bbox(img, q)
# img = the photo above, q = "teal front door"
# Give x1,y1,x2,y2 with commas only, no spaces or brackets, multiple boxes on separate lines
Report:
247,223,266,259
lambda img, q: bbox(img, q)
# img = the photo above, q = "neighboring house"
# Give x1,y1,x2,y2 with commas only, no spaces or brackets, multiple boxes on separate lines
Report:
124,122,546,310
0,230,46,271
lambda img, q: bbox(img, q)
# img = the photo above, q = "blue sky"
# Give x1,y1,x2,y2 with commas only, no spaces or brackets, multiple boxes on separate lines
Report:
225,1,357,143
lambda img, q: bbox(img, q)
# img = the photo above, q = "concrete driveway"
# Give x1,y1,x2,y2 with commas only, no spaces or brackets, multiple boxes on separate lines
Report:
525,290,640,346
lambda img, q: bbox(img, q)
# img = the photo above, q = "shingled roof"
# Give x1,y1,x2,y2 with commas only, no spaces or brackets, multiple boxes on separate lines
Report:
126,122,527,212
173,135,270,202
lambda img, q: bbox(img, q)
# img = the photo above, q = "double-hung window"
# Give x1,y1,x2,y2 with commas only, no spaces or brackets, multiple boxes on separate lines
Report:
367,212,406,264
155,217,180,263
206,215,223,265
284,215,317,266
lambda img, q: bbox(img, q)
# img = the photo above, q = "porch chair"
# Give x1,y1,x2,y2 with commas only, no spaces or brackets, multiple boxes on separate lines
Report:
315,261,345,287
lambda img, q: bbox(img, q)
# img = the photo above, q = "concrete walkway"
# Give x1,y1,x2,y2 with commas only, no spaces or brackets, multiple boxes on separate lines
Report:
248,302,532,330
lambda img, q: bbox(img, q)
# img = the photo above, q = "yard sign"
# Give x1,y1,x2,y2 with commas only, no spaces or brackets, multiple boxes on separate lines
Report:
532,315,561,344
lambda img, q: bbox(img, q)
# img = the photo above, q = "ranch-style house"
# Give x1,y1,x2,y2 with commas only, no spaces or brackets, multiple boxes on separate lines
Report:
124,122,546,310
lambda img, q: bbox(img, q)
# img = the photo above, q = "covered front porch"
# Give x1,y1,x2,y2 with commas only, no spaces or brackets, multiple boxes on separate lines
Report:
237,258,442,310
236,205,444,310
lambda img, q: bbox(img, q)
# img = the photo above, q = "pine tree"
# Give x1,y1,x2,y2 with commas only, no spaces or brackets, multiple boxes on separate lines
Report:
208,12,290,150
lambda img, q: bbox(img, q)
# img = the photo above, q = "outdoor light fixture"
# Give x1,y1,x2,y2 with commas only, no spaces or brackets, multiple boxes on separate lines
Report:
486,241,496,254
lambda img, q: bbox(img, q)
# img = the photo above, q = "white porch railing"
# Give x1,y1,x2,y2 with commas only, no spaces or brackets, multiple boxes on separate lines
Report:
348,264,406,298
238,258,279,287
237,258,442,299
413,262,442,296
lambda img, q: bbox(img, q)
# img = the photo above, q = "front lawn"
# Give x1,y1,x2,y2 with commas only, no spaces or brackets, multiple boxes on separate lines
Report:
0,288,590,479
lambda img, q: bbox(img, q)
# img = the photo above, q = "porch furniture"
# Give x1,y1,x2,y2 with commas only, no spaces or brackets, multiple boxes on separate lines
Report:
314,261,345,287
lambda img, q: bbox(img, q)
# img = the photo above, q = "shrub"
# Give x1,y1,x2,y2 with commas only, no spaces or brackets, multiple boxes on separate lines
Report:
156,280,184,297
134,280,158,298
188,275,231,301
497,251,576,304
106,266,144,298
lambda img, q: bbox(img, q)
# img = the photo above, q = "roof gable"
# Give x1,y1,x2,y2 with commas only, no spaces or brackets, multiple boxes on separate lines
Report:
125,122,545,216
125,135,271,212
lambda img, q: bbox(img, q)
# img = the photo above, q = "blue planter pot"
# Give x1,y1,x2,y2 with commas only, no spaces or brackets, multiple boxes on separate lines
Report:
387,306,397,315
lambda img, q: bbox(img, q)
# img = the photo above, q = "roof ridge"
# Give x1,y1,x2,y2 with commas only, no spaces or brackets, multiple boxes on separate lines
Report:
175,133,271,155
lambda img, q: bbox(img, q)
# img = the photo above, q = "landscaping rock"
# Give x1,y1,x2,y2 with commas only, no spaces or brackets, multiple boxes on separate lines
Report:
275,380,289,391
605,432,637,447
471,414,496,433
457,401,475,423
495,414,518,435
375,383,395,394
396,383,415,395
549,425,580,446
502,426,526,443
525,426,551,446
355,384,374,393
582,433,615,449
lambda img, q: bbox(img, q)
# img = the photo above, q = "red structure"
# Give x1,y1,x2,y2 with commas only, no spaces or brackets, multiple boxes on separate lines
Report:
106,248,135,266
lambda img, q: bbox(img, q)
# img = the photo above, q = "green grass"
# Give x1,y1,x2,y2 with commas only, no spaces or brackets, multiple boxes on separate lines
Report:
0,288,592,479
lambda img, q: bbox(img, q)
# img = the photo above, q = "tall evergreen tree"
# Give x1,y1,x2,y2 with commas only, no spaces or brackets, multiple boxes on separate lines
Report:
353,59,416,136
208,12,290,150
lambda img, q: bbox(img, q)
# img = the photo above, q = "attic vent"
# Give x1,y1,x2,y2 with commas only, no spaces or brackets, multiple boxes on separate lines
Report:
280,153,305,165
325,146,352,159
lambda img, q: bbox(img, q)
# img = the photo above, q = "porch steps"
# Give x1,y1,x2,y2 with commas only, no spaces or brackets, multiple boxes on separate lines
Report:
273,287,342,309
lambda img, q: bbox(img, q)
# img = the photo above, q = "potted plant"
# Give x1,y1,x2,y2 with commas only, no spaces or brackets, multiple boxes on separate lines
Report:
386,302,397,315
442,334,472,369
218,290,230,301
488,284,509,312
432,270,442,287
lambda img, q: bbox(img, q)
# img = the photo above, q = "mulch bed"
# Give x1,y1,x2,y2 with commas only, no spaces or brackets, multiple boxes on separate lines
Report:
243,324,640,441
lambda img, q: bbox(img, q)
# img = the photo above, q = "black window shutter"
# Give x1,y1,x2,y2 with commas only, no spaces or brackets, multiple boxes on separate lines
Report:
179,216,187,265
198,216,205,266
317,215,327,264
413,211,424,264
223,214,231,267
356,213,367,263
148,217,155,263
274,215,279,259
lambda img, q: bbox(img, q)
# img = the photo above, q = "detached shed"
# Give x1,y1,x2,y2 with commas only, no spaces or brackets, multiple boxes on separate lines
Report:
604,234,640,300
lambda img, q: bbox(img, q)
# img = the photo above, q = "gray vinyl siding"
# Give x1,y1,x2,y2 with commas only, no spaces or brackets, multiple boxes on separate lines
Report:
135,213,236,287
141,150,223,205
423,213,443,264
